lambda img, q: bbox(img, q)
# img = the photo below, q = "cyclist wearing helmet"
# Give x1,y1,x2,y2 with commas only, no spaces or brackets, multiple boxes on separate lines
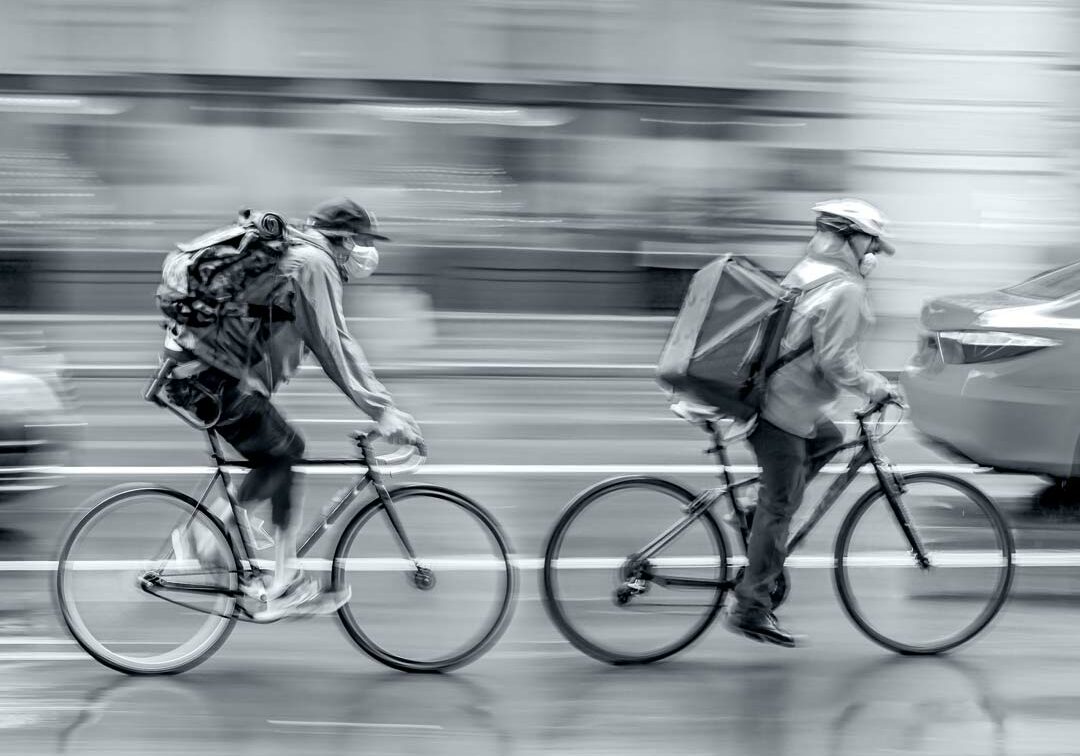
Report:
163,198,423,620
722,198,898,647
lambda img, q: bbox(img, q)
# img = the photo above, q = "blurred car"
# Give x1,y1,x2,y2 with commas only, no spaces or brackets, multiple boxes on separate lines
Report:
0,337,79,499
901,260,1080,505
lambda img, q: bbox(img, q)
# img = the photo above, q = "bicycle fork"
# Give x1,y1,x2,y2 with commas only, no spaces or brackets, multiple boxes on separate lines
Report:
359,440,435,591
876,461,932,570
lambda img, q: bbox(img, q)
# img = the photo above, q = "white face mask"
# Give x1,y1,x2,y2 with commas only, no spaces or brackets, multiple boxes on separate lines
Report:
343,242,379,280
859,251,878,278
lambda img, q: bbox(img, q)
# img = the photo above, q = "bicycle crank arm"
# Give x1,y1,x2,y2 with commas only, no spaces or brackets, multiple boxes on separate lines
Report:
139,580,245,622
140,573,243,598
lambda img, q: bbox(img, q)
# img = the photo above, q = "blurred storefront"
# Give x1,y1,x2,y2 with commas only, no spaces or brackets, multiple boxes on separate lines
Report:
0,0,1074,316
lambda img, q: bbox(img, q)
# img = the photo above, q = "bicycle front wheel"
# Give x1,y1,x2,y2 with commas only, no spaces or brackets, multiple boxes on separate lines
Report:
542,476,729,665
333,484,516,672
56,487,239,675
834,472,1014,655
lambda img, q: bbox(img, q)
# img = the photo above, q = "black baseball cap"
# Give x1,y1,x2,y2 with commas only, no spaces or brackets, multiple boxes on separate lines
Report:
307,197,390,241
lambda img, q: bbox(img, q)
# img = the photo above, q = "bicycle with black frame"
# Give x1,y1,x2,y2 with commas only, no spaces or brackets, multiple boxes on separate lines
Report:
55,360,517,675
541,396,1013,664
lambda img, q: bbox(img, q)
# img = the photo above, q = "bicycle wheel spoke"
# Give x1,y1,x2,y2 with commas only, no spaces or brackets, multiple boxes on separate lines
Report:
334,487,515,671
57,490,239,674
542,478,728,665
835,473,1013,654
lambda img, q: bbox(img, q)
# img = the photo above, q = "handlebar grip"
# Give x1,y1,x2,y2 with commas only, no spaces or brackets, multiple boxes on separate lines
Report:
353,430,427,458
855,394,906,421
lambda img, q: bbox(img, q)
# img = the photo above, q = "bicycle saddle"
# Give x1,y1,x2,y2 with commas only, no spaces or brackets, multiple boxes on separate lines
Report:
670,400,726,426
670,400,756,440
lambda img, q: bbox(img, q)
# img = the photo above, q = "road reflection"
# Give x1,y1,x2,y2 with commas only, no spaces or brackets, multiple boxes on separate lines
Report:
828,657,1007,756
58,668,511,756
528,652,1014,755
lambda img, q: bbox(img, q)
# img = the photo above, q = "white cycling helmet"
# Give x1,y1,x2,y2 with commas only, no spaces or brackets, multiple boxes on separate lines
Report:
812,198,894,254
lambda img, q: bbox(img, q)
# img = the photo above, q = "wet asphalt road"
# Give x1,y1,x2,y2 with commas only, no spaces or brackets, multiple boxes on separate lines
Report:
3,375,1080,755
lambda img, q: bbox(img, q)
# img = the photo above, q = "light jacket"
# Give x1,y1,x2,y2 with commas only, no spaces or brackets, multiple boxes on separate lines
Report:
761,237,889,438
166,227,395,421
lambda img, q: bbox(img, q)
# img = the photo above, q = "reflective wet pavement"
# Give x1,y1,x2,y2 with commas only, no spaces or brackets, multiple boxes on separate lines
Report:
3,375,1080,754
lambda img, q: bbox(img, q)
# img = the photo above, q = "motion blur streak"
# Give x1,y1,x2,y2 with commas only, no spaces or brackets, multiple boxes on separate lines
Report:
1,0,1080,754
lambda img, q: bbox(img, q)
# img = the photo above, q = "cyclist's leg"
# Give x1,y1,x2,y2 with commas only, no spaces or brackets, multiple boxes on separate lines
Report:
161,370,253,561
733,419,809,619
215,390,307,593
216,392,348,615
806,418,843,482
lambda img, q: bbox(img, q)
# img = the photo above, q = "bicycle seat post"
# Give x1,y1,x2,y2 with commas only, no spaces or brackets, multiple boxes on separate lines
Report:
704,421,737,490
704,421,725,457
205,430,227,468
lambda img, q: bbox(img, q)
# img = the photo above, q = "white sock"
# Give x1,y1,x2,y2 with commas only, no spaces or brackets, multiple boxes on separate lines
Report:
271,526,301,591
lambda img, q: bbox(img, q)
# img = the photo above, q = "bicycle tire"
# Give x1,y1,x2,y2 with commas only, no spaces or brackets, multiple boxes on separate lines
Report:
56,486,240,675
833,472,1014,655
541,476,729,665
332,484,517,672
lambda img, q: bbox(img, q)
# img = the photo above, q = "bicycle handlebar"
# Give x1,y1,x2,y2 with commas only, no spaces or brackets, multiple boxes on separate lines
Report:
854,394,907,422
352,431,427,476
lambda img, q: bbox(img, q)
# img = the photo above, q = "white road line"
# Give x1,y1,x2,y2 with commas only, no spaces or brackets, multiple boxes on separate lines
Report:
267,720,443,731
65,362,903,374
0,312,673,325
45,463,991,476
0,638,75,645
0,561,57,571
0,551,1055,572
0,652,88,662
295,418,459,426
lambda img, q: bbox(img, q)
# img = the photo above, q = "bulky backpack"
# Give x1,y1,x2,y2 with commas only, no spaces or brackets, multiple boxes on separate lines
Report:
657,254,838,421
157,209,293,328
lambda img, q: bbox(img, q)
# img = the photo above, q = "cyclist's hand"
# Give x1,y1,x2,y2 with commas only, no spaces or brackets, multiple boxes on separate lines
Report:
868,377,895,404
376,407,424,448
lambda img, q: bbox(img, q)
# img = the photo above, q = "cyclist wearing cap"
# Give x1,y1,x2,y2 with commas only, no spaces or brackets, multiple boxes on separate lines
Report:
162,198,423,620
722,198,898,647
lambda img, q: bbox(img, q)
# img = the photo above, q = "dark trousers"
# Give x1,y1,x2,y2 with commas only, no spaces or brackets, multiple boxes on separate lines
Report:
732,417,843,617
165,366,306,529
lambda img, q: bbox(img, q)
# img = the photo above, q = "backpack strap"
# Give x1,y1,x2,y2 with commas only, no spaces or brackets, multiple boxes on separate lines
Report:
764,274,845,378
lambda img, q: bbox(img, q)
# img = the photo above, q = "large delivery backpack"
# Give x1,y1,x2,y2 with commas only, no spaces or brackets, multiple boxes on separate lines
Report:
157,209,293,328
657,254,836,421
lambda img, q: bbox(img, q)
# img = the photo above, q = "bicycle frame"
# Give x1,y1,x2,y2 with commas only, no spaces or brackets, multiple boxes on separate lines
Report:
142,367,420,570
145,431,422,619
630,406,929,587
201,432,419,563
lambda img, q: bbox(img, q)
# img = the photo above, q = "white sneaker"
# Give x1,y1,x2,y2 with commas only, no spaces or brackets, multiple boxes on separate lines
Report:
239,571,305,603
252,574,351,622
239,573,273,602
252,572,320,622
304,586,353,615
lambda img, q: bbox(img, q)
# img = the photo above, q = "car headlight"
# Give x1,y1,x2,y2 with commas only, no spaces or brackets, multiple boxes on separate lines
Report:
936,331,1061,365
0,369,63,413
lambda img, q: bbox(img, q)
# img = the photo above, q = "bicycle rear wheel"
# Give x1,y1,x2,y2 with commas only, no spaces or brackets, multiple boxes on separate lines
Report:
57,487,239,675
332,484,516,672
834,472,1013,655
541,476,729,665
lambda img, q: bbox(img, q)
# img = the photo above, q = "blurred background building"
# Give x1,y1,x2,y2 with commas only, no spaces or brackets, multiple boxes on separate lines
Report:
0,0,1074,340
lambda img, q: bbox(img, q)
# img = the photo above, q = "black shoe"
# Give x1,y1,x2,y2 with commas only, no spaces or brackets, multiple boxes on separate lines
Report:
723,609,802,648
